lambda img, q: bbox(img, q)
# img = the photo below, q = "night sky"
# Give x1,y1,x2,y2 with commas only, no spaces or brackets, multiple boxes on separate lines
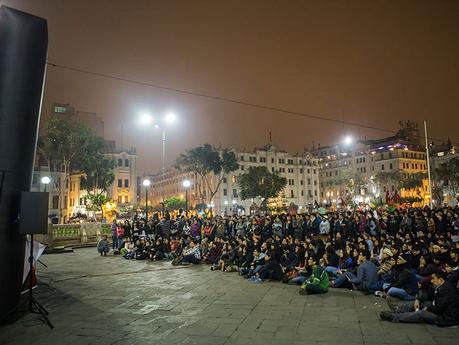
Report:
3,0,459,172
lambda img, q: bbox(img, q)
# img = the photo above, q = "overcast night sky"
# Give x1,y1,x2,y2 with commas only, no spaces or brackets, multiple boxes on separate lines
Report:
3,0,459,173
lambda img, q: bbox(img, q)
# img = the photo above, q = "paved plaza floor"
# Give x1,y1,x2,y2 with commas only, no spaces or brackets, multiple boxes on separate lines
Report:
1,248,458,345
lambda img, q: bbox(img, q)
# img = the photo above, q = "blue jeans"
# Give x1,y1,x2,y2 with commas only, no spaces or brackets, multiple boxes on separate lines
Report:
333,271,357,287
387,287,415,300
112,235,118,250
325,266,339,276
367,280,386,292
290,276,308,285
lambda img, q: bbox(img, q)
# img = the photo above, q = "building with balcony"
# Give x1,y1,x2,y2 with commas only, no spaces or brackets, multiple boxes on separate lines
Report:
147,143,320,215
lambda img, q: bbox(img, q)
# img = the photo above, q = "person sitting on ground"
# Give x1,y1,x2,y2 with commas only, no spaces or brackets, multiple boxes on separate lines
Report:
380,270,459,327
181,240,201,264
384,256,418,301
299,258,329,295
97,235,110,256
331,251,378,293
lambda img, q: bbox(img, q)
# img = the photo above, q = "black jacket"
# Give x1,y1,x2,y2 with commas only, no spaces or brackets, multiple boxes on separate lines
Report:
427,281,459,327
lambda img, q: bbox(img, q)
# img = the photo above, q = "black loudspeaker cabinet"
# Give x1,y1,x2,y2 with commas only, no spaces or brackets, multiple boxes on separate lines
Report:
19,192,49,235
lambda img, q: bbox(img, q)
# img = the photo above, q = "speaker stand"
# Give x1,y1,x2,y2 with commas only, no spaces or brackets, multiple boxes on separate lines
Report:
27,234,54,329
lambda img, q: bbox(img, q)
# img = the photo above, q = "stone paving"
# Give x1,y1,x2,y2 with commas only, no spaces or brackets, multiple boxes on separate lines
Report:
1,248,458,345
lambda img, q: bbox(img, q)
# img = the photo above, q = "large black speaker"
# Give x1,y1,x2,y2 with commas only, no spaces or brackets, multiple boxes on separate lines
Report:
19,192,49,235
0,6,48,321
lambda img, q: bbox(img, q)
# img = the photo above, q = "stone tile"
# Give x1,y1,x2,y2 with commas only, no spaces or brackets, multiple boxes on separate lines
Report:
1,248,458,345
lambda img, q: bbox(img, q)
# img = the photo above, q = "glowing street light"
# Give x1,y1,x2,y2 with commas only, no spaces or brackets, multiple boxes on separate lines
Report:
139,111,178,216
142,179,151,219
182,179,191,217
343,136,353,145
164,112,176,124
41,176,51,192
140,113,153,125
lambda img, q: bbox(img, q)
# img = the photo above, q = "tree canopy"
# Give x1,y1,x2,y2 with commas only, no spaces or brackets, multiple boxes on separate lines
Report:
238,166,287,201
164,196,186,211
433,157,459,194
176,144,239,203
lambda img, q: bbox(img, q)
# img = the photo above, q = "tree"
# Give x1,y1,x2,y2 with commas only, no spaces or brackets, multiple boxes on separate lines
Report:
238,166,287,211
38,117,113,222
176,144,239,204
85,194,113,220
433,158,459,194
399,172,427,191
164,196,186,211
374,171,402,192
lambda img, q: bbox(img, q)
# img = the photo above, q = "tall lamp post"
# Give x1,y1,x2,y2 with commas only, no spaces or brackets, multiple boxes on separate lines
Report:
143,179,151,220
140,112,176,216
183,179,191,217
41,176,50,192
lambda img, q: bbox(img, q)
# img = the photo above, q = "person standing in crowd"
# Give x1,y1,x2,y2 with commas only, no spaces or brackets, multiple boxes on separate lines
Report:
111,220,118,251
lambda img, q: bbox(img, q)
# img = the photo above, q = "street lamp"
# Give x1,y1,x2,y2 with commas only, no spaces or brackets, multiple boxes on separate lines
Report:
343,136,353,145
143,179,151,219
41,176,51,192
140,111,177,216
140,113,153,125
183,179,191,217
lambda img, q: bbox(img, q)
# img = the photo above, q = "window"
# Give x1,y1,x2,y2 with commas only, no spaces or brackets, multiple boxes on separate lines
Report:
240,155,245,161
313,169,316,174
307,169,310,174
288,168,294,173
118,159,123,166
381,164,385,171
300,180,304,185
52,196,59,209
232,189,237,197
54,105,66,113
271,158,274,163
223,177,227,183
249,156,257,162
117,196,122,203
389,163,393,170
240,165,244,171
300,168,303,173
232,176,236,183
118,179,122,187
223,189,227,196
290,190,294,198
380,154,384,160
260,157,266,163
124,159,129,167
288,179,295,186
314,180,317,186
279,167,285,173
301,190,304,196
278,158,285,164
272,167,275,172
288,159,294,165
79,198,84,205
125,195,129,203
307,178,311,185
389,152,392,159
124,179,129,188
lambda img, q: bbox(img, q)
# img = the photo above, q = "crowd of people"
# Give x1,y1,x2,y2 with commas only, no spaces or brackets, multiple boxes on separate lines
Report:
98,206,459,327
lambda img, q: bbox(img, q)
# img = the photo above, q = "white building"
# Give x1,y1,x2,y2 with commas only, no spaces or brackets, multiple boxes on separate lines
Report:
149,143,320,215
